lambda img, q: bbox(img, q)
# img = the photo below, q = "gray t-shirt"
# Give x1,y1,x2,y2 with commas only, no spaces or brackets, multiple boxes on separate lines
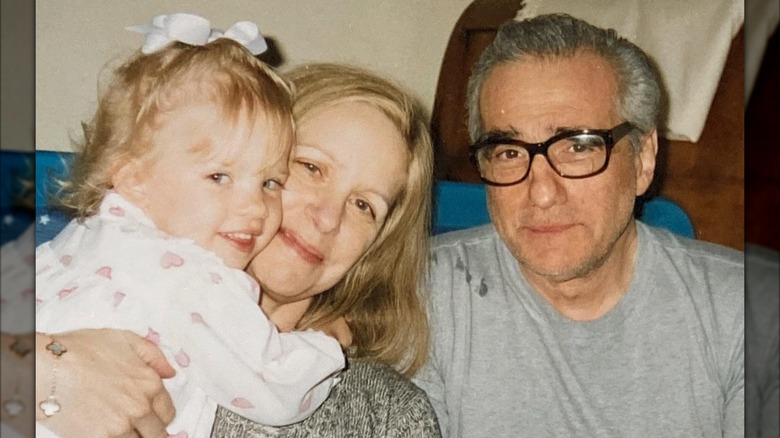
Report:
745,244,779,438
414,221,744,437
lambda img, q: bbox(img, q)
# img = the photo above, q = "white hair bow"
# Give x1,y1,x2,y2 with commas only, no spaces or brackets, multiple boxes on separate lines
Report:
126,13,268,55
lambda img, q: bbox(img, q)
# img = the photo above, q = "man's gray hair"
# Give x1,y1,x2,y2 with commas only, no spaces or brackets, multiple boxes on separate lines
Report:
466,13,663,150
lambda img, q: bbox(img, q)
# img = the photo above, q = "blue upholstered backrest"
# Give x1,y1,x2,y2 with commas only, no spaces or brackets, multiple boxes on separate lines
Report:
34,151,74,246
432,180,695,238
31,151,695,246
0,151,35,245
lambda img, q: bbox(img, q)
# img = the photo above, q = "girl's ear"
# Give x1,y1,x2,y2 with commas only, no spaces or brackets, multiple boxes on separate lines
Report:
111,159,148,205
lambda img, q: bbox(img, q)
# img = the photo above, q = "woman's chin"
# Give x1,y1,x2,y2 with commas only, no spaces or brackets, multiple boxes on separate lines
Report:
259,282,316,304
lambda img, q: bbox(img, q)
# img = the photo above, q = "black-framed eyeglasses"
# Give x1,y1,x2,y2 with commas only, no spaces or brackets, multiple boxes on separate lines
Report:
469,122,636,187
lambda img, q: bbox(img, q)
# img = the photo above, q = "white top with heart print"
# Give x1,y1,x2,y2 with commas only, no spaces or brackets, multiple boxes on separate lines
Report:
35,192,344,437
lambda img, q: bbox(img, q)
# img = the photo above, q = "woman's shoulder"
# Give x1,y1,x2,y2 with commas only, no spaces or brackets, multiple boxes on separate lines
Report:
338,360,431,403
343,360,418,388
211,360,441,437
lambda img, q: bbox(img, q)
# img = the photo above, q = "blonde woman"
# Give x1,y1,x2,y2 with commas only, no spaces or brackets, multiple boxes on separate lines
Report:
35,63,440,437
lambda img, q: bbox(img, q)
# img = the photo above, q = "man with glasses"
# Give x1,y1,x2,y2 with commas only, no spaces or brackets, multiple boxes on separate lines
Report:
414,14,744,437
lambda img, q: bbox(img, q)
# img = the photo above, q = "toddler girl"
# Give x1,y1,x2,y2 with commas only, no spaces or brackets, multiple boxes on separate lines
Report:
35,14,344,437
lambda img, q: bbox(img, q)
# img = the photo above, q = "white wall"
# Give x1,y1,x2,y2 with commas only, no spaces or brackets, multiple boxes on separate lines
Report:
35,0,475,152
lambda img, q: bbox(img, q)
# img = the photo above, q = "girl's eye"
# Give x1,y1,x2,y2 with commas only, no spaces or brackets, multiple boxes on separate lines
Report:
354,199,376,219
263,179,283,191
209,173,229,184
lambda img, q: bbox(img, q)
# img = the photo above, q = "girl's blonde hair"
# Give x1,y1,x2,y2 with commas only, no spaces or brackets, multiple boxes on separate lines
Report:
57,39,294,218
286,63,434,377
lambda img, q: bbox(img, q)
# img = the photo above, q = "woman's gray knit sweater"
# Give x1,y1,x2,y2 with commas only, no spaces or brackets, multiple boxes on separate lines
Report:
210,360,441,437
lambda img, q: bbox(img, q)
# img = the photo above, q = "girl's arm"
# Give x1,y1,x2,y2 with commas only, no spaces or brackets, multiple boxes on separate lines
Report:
168,274,345,427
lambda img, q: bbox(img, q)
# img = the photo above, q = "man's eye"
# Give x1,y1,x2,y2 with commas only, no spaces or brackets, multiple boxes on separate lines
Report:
568,136,605,153
498,149,521,160
494,146,523,161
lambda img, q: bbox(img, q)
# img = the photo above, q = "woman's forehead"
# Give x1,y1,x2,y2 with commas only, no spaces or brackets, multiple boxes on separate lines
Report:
295,102,409,199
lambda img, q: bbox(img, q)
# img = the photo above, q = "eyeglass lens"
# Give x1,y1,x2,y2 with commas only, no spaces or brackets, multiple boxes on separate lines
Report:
477,133,608,184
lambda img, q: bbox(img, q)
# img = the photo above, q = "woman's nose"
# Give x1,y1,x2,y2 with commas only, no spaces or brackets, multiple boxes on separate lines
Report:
305,195,343,234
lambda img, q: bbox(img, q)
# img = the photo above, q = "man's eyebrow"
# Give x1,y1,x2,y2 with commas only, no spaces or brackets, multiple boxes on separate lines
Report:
478,128,518,143
554,125,588,134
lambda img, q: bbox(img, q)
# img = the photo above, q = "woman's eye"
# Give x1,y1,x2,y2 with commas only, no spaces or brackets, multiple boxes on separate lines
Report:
209,173,229,184
354,199,376,219
298,161,321,176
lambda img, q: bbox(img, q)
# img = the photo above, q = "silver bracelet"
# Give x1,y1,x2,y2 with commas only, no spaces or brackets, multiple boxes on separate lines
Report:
39,337,67,416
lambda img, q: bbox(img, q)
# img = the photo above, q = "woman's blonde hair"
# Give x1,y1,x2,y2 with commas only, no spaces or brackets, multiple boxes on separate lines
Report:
57,39,295,218
287,63,434,377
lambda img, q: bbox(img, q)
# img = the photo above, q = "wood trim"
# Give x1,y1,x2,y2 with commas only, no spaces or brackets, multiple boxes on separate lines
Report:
431,0,525,180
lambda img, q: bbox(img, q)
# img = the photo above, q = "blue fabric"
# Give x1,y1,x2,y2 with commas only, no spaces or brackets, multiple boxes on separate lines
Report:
433,179,695,238
35,207,71,247
639,197,695,238
1,208,34,245
0,151,35,244
35,150,74,207
432,181,492,235
1,150,34,208
34,151,75,246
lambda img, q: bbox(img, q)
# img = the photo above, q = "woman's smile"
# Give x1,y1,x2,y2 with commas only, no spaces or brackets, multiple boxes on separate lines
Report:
278,228,324,264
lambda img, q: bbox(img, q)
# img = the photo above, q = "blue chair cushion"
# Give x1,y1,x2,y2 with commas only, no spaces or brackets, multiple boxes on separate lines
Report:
432,179,694,238
34,151,76,246
637,197,694,238
1,207,35,246
35,207,71,247
432,180,491,234
0,151,35,244
1,151,34,208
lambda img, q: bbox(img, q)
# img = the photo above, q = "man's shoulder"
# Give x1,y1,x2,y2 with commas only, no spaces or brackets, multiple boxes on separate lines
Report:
640,223,744,317
642,222,744,274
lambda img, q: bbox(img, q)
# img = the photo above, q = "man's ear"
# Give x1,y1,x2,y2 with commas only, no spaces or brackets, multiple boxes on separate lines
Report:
111,158,148,204
635,128,658,197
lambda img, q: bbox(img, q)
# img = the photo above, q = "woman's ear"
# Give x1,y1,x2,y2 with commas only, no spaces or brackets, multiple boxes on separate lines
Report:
111,159,148,204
